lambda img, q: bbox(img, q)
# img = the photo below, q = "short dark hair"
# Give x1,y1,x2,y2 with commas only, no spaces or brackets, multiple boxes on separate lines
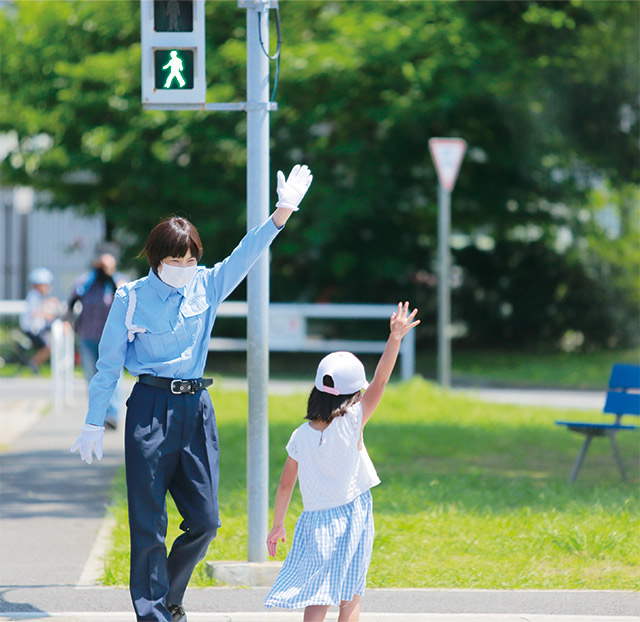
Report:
305,374,361,423
141,217,203,272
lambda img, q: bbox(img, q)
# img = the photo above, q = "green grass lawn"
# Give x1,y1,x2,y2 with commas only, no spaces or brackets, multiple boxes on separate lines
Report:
445,348,640,390
101,378,640,589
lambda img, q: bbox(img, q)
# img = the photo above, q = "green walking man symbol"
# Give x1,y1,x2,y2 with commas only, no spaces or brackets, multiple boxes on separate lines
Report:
163,51,186,88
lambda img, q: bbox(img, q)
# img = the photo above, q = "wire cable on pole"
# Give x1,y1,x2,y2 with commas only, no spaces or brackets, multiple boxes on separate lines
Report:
257,6,281,102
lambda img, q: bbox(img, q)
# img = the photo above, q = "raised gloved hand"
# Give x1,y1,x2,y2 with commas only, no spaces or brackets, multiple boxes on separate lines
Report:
70,424,105,464
275,164,313,211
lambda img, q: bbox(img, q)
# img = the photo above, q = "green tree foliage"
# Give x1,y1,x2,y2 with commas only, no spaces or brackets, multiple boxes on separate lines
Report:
1,0,638,348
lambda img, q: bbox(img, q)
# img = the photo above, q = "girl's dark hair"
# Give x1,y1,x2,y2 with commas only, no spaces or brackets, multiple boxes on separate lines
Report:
305,374,361,423
140,217,203,273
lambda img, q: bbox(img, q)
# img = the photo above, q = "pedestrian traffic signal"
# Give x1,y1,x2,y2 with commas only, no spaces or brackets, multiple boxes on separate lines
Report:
154,0,193,33
141,0,205,106
154,49,194,90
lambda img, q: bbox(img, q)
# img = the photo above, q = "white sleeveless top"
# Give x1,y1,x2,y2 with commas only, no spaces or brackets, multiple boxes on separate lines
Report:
286,402,381,511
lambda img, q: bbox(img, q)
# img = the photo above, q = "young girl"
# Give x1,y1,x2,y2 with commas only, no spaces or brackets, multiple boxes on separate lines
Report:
264,302,420,622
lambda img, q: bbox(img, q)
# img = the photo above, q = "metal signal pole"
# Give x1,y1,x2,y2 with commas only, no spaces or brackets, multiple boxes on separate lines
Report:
244,0,272,563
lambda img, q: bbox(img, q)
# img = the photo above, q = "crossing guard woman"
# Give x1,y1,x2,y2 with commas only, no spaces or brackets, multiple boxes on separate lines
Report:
71,165,313,622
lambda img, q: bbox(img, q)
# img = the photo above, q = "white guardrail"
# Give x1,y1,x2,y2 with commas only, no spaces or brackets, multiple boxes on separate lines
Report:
50,318,75,413
214,302,416,381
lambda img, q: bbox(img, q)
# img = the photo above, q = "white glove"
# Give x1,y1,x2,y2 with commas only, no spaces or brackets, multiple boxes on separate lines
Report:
275,164,313,211
70,424,105,464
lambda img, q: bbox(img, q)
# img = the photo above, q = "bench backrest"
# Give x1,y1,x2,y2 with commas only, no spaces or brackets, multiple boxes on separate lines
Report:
604,363,640,417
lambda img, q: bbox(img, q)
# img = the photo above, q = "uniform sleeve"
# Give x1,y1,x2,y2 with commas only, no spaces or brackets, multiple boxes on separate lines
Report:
85,293,128,426
206,216,282,306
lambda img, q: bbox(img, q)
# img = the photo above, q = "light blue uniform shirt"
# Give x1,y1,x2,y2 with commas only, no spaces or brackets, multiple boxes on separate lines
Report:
86,217,281,426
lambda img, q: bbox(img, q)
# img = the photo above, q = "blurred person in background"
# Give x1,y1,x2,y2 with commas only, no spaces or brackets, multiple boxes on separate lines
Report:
20,267,59,373
69,250,127,430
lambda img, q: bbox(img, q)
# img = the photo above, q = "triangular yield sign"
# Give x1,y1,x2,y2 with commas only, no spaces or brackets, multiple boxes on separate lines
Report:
429,138,467,192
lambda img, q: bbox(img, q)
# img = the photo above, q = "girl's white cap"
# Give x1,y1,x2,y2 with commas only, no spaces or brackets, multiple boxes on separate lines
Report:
315,351,368,396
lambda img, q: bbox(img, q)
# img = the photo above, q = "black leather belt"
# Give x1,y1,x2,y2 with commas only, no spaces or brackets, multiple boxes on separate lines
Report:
137,374,213,395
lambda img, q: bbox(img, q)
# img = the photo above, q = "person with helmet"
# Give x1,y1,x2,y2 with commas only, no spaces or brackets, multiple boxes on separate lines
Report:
20,267,59,372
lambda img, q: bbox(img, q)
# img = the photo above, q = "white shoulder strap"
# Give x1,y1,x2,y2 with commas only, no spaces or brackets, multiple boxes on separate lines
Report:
125,289,147,342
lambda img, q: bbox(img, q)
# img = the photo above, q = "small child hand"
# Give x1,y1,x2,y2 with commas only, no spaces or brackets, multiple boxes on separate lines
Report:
267,526,286,558
390,301,420,339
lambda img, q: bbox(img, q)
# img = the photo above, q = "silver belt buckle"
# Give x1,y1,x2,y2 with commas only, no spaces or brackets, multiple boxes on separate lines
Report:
171,379,187,394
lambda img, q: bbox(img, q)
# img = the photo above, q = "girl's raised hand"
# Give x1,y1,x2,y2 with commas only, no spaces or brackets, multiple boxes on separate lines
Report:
390,301,420,339
360,301,420,423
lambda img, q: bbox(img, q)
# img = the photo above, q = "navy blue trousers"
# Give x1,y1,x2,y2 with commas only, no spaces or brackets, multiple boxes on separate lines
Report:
125,383,220,621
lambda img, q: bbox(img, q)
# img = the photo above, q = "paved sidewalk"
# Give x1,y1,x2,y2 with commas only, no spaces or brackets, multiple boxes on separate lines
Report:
453,386,605,410
0,377,637,622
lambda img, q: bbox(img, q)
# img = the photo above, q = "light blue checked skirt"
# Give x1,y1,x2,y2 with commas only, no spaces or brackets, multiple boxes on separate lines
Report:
264,490,374,610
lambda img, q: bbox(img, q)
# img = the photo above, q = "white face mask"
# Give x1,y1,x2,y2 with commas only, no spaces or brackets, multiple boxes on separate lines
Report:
159,262,197,289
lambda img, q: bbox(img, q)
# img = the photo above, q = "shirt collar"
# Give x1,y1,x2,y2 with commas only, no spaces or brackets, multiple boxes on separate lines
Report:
147,268,184,300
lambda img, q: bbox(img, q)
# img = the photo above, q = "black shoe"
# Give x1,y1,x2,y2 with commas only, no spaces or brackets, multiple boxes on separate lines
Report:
167,603,186,622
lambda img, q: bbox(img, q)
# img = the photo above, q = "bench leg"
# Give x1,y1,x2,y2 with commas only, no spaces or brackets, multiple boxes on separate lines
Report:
569,435,593,484
607,431,628,482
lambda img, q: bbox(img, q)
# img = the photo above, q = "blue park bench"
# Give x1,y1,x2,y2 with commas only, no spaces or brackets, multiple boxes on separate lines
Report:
555,363,640,484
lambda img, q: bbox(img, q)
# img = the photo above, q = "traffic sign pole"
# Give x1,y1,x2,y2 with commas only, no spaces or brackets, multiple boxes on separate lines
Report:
437,183,452,388
429,138,466,389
